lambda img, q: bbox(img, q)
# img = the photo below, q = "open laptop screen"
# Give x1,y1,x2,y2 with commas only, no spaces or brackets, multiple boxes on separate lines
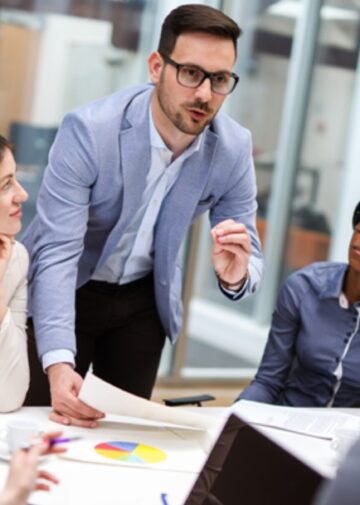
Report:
184,414,324,505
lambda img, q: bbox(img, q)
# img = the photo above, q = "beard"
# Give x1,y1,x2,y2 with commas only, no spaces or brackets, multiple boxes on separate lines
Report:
156,76,216,135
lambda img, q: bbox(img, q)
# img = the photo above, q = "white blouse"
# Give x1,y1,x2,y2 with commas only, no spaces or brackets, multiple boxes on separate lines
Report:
0,241,29,411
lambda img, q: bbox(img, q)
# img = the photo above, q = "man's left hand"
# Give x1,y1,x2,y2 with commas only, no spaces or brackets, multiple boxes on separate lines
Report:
211,219,251,290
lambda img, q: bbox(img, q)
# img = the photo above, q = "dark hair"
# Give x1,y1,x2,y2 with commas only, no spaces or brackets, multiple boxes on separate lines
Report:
0,135,13,163
158,4,241,56
353,201,360,229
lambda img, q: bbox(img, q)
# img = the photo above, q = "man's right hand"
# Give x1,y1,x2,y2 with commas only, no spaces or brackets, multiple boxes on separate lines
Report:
47,363,105,428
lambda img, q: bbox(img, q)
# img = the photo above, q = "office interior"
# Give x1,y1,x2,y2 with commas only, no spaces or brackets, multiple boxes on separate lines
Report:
0,0,359,405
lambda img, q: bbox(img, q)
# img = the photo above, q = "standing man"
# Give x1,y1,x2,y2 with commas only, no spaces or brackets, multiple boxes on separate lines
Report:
23,4,263,426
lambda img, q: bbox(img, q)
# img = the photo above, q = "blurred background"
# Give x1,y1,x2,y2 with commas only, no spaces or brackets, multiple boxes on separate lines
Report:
0,0,359,400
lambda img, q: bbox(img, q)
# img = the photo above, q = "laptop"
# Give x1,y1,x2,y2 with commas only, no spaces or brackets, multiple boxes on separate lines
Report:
184,413,324,505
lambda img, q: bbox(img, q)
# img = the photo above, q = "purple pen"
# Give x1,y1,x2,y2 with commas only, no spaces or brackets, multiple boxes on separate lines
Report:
49,436,82,446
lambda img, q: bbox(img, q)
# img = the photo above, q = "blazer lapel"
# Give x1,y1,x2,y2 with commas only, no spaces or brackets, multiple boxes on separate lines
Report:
154,128,218,280
96,88,152,268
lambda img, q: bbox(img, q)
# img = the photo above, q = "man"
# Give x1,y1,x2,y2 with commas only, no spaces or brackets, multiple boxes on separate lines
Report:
22,4,263,427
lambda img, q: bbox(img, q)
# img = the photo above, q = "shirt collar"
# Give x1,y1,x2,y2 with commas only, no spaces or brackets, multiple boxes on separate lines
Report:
319,263,348,300
149,107,205,159
317,263,355,309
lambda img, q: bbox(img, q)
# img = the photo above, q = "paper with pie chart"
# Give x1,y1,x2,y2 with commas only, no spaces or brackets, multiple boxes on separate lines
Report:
94,440,167,464
60,432,206,472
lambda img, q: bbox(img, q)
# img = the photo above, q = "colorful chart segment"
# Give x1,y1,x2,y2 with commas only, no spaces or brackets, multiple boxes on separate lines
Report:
94,441,167,464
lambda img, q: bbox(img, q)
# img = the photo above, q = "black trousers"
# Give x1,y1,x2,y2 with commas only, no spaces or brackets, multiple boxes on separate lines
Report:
24,274,166,406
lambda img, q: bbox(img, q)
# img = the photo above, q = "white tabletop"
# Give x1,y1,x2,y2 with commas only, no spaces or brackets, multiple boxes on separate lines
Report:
0,406,359,505
0,407,203,505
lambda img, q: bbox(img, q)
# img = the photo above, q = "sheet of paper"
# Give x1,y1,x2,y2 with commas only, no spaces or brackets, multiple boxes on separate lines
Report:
59,427,206,473
79,372,218,431
252,423,338,479
99,413,204,431
27,456,197,505
229,400,360,440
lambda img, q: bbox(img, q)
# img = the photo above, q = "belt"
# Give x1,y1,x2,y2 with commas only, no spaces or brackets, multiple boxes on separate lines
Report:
83,273,153,296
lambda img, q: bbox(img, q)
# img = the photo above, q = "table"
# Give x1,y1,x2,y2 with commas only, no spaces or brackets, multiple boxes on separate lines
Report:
0,407,206,505
0,407,359,505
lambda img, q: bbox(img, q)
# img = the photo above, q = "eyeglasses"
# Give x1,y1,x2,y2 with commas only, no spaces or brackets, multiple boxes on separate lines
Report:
160,53,239,95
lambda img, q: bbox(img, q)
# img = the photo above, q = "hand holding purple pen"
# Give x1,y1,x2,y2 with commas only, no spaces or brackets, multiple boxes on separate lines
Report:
48,436,82,447
31,432,80,452
28,431,69,454
0,431,68,505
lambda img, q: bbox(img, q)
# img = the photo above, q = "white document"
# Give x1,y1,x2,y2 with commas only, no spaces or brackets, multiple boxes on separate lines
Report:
28,454,198,505
254,423,338,479
79,372,218,431
229,400,360,440
60,427,206,473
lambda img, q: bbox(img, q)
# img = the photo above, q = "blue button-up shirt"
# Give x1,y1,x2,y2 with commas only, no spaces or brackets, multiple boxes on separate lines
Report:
239,262,360,407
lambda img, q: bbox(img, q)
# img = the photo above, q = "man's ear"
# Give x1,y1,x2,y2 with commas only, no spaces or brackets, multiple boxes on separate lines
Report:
148,51,164,84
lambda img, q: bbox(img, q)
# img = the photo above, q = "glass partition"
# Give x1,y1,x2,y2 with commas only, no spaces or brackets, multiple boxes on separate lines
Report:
1,0,359,385
182,0,360,378
0,1,151,236
282,0,360,282
185,0,301,373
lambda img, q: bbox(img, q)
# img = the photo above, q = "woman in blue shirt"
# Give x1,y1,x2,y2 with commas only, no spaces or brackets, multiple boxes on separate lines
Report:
239,201,360,407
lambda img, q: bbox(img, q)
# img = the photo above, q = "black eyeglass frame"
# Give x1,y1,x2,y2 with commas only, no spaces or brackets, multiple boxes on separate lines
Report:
160,53,239,95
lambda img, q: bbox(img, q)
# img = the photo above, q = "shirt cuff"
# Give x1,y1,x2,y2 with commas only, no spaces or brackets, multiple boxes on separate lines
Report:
42,349,75,372
219,276,249,299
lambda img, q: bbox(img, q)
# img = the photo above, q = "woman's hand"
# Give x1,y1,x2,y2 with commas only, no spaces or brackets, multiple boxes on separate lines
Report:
0,431,65,505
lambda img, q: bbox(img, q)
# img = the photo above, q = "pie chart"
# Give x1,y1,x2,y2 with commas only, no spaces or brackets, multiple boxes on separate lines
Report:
94,441,167,464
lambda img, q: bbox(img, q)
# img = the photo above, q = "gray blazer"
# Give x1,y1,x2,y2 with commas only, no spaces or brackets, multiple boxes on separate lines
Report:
22,84,263,358
313,437,360,505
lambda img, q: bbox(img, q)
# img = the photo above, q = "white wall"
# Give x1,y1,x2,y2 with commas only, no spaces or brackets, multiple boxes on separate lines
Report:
29,13,151,127
30,14,112,125
230,52,356,231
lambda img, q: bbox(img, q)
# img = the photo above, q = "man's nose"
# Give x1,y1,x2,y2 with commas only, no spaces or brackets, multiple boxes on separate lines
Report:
194,77,212,102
